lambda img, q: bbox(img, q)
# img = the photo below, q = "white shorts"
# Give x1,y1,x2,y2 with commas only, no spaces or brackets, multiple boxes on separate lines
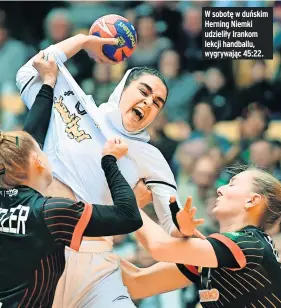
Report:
52,241,136,308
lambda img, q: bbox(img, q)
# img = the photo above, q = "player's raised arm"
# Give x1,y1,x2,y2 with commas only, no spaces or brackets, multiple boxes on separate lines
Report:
16,33,116,109
54,34,117,63
23,52,58,148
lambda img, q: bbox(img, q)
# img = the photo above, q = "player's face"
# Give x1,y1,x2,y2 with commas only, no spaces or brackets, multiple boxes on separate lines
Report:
119,74,167,132
213,170,257,220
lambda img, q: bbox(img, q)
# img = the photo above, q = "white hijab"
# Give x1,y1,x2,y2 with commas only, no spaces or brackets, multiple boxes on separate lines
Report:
98,68,150,143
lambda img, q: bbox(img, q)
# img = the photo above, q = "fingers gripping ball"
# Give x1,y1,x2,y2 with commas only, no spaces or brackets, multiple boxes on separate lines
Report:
90,14,137,62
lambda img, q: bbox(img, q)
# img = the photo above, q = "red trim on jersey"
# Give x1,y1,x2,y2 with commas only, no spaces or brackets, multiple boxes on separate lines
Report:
185,265,199,276
18,288,28,308
70,203,92,251
25,270,38,307
33,260,45,307
208,233,247,270
40,256,50,307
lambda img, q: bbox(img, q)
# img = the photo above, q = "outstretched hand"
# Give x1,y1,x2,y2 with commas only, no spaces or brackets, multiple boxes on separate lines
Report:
169,196,206,239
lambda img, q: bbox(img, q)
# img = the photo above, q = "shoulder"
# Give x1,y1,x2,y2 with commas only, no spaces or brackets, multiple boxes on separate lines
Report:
43,197,82,209
208,229,265,270
129,140,166,163
221,229,264,250
128,140,175,181
41,197,89,223
130,140,164,158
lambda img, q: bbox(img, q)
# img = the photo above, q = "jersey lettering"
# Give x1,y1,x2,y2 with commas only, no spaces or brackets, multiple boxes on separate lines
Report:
64,90,74,96
6,189,18,197
54,96,92,142
75,102,87,116
0,209,9,232
0,205,30,234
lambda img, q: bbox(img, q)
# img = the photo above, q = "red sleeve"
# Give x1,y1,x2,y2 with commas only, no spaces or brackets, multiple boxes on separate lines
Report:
207,231,265,270
208,233,247,270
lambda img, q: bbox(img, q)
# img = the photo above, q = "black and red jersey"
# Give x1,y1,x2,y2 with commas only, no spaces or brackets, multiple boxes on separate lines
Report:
177,226,281,308
0,186,93,308
0,154,142,308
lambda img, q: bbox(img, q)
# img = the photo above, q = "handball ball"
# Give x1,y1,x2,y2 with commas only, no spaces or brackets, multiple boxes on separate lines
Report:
89,14,137,63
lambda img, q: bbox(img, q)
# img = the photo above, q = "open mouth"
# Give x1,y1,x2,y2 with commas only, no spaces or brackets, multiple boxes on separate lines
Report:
132,107,144,121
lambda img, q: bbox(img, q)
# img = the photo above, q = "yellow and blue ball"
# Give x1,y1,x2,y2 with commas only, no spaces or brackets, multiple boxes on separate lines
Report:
90,14,137,63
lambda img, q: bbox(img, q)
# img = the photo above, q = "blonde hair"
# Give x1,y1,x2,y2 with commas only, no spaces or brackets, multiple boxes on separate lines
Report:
229,165,281,229
251,169,281,229
0,131,36,187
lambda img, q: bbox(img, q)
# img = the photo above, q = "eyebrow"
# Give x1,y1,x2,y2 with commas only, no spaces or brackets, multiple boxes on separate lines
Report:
139,82,166,105
230,176,237,183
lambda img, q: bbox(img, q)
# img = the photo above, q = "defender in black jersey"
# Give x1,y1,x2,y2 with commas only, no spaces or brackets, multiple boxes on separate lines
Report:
176,226,281,308
0,54,143,308
0,154,142,308
121,166,281,308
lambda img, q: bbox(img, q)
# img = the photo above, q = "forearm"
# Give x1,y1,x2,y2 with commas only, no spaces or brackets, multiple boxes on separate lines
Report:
23,84,53,148
136,211,218,266
135,210,174,256
147,183,182,235
54,34,88,60
84,155,142,236
121,260,190,300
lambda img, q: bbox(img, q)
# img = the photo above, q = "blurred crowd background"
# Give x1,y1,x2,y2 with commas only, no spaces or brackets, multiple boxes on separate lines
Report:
0,1,281,307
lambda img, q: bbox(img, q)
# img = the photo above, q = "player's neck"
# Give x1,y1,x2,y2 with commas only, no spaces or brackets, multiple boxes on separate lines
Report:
219,218,258,233
23,179,48,196
219,222,247,233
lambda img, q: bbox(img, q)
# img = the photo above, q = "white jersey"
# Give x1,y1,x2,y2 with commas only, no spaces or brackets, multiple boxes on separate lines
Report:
16,46,181,244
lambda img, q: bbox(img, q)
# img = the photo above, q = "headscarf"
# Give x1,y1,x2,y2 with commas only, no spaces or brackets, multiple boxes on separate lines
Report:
99,68,150,142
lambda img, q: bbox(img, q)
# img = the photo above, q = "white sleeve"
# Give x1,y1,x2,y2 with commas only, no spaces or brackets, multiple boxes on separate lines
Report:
16,45,67,109
131,143,182,235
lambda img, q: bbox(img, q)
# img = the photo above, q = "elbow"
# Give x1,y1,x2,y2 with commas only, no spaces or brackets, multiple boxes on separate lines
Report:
124,273,143,300
126,215,143,233
135,216,143,230
133,214,143,231
145,236,176,262
130,286,143,300
146,241,167,262
132,203,143,231
124,197,143,232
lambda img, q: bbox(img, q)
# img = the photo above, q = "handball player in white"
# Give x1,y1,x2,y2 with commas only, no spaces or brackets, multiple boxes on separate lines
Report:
16,34,183,308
